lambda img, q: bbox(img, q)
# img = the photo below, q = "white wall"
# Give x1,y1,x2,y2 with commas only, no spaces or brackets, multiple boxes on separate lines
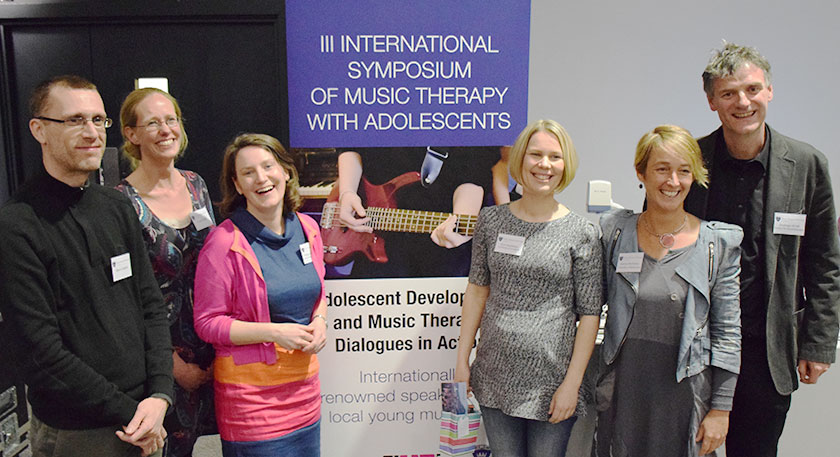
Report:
529,0,840,217
527,1,840,454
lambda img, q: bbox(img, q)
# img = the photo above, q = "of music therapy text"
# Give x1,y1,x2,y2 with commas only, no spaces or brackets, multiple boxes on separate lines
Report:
303,33,514,133
326,289,464,307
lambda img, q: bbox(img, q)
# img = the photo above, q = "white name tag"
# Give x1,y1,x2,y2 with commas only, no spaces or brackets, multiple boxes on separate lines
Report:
616,252,644,273
493,233,525,256
190,207,213,231
299,242,313,265
457,414,470,438
773,212,806,236
110,252,132,282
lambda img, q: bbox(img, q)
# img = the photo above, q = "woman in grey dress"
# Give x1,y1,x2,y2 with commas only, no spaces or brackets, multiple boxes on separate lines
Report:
597,125,742,457
455,119,602,457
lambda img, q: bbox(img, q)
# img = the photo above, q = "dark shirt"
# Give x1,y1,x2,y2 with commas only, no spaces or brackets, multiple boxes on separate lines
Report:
0,168,173,429
706,129,771,337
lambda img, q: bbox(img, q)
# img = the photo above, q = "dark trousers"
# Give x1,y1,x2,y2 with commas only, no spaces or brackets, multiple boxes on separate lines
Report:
30,414,162,457
726,335,791,457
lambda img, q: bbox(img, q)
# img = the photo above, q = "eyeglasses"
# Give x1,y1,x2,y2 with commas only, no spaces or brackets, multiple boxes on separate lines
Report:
134,117,181,132
36,115,112,129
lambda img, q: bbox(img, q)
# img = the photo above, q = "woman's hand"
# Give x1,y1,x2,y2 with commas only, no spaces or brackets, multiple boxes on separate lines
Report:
172,351,211,392
271,323,315,351
454,361,471,392
696,409,729,455
548,379,579,423
301,317,327,354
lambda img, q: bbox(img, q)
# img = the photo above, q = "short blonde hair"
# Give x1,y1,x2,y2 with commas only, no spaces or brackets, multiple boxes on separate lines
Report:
634,125,708,188
508,119,578,193
119,88,188,166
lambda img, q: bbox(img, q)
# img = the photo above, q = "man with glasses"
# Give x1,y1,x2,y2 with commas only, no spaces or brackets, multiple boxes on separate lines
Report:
0,75,173,457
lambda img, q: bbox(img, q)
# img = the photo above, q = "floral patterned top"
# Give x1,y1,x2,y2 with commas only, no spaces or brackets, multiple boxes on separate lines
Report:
117,169,216,367
115,169,217,454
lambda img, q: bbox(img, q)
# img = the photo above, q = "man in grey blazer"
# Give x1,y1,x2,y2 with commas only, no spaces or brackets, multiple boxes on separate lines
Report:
684,42,840,457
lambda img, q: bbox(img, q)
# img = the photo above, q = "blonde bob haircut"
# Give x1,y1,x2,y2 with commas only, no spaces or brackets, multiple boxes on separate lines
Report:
634,124,708,188
120,88,188,167
508,119,578,193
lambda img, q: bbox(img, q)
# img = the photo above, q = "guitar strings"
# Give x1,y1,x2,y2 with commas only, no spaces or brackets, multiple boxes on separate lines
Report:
320,202,477,235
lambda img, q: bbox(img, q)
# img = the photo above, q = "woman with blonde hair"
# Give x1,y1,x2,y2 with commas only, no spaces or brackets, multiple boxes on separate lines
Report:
115,88,216,457
597,125,742,456
455,119,602,456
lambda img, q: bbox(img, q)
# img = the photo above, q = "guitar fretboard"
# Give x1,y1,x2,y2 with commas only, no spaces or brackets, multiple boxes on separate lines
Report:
321,202,476,236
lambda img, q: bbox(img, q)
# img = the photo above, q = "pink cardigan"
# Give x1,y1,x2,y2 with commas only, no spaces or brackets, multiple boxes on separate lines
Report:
193,213,326,365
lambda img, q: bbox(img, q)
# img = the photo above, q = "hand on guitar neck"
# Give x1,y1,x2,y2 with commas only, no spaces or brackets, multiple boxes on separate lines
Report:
430,214,472,248
338,190,373,233
322,172,482,266
338,185,479,248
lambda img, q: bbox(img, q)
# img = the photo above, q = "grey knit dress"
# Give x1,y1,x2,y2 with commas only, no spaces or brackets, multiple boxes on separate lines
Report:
468,204,603,420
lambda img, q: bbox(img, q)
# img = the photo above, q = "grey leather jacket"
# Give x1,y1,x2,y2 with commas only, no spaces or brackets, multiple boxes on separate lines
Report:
600,209,743,381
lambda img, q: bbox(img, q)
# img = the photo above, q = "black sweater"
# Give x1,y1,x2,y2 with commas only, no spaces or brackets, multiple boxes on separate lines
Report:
0,169,173,429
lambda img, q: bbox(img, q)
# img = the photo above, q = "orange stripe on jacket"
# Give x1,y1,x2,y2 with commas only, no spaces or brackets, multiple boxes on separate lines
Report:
215,344,319,386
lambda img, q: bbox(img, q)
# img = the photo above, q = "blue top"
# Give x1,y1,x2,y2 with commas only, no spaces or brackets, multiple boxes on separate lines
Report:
230,208,321,324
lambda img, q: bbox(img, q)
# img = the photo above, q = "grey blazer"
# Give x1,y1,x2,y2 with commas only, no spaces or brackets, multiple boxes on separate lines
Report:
684,125,840,394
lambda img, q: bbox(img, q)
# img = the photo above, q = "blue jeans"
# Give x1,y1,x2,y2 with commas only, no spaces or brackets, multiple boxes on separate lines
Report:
481,407,577,457
221,420,320,457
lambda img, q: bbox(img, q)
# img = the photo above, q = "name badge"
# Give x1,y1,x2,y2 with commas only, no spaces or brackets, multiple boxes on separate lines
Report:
190,207,213,231
493,233,525,256
110,252,132,282
457,414,470,438
299,242,313,265
773,212,806,236
616,252,644,273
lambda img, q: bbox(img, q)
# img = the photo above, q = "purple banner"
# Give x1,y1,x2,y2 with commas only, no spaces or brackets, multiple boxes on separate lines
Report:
286,0,531,147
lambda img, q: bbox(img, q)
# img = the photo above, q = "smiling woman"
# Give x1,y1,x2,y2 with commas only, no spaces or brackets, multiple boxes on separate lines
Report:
232,145,290,229
455,119,602,457
596,125,743,457
114,88,218,457
194,133,327,457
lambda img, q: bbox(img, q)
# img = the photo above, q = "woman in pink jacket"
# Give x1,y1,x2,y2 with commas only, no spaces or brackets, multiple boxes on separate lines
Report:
194,133,327,457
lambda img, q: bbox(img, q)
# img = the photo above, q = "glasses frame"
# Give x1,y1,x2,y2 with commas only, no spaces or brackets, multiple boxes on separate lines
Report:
35,115,113,129
133,117,182,132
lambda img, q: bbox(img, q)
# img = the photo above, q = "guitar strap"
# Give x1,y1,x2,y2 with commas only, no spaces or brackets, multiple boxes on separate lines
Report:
421,146,448,187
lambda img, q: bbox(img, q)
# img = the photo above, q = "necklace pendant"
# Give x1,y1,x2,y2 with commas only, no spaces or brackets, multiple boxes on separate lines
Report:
659,233,676,249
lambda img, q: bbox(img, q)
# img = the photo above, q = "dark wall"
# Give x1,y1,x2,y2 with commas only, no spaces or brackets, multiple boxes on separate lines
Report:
7,25,97,184
0,1,288,207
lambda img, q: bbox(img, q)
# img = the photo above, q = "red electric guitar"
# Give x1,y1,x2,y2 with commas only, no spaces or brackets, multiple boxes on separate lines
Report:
320,171,477,265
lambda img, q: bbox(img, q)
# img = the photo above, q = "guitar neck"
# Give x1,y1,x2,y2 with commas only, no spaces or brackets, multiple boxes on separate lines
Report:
322,203,476,236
